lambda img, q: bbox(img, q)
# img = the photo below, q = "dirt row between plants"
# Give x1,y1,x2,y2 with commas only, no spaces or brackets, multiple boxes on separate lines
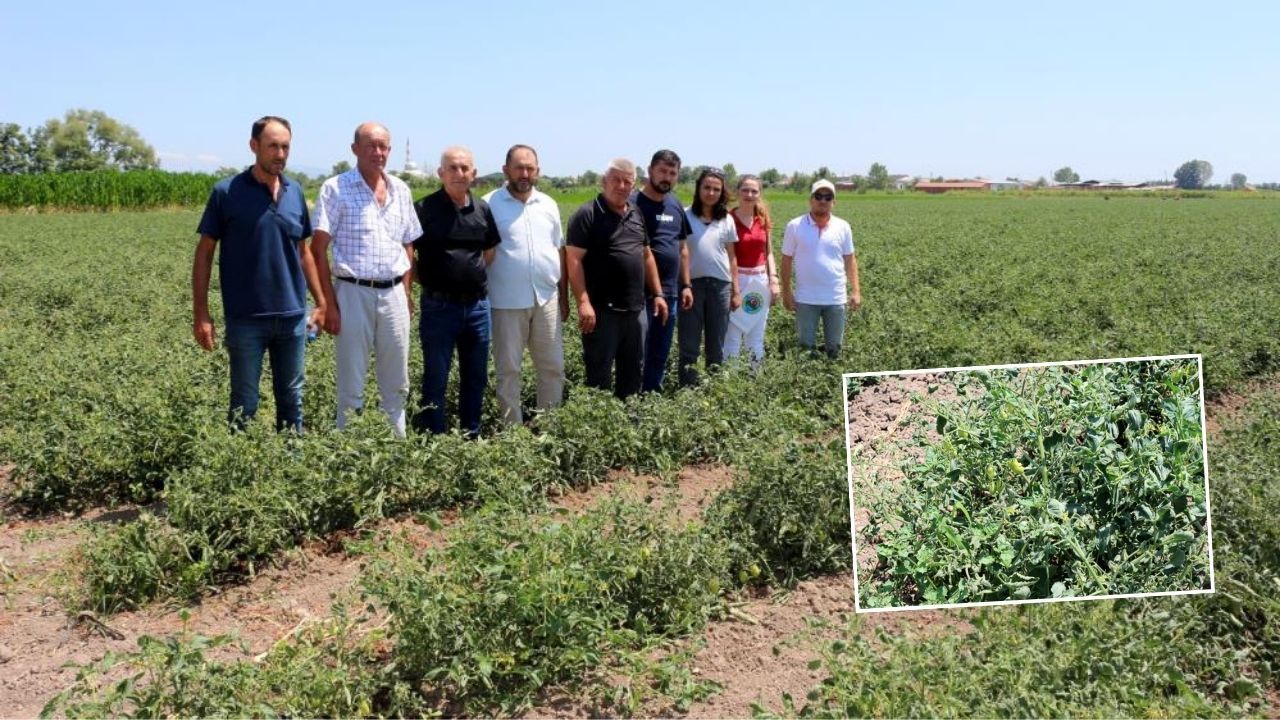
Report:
0,464,734,717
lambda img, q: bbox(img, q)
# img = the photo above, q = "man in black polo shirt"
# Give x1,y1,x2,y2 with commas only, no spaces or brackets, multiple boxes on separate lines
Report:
565,158,669,399
411,145,500,436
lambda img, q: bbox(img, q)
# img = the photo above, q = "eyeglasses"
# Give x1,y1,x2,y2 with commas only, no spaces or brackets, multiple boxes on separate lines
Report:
812,193,834,201
702,166,725,179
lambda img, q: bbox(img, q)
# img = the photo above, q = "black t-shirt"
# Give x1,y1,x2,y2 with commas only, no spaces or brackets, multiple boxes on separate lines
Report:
413,189,500,302
631,190,690,296
566,195,650,313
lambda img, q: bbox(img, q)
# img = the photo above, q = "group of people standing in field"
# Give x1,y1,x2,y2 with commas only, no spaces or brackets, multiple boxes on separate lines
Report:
192,117,861,437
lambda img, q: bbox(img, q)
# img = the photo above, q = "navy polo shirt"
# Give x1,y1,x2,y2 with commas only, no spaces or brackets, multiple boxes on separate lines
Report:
197,170,311,320
631,190,690,296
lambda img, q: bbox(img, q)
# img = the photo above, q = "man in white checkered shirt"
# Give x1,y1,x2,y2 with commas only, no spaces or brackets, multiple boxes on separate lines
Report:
313,121,423,437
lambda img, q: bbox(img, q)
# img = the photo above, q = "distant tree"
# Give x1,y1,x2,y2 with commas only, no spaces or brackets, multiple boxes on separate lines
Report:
40,108,157,171
866,162,889,190
788,171,813,192
677,165,694,184
579,170,600,187
284,170,311,187
214,165,243,178
1230,172,1247,190
331,160,352,176
722,162,738,187
0,123,32,174
1053,166,1080,184
1034,177,1048,188
759,167,781,187
1173,159,1213,189
814,166,832,180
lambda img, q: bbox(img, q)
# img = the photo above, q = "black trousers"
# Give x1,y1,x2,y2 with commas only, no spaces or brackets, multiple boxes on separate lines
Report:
582,308,647,399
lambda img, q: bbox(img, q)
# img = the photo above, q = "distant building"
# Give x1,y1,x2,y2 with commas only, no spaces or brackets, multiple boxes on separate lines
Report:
913,180,988,194
402,140,429,179
889,174,916,190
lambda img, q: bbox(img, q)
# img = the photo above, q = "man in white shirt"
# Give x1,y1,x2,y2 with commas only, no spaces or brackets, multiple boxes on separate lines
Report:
482,145,568,425
780,179,862,358
312,122,423,436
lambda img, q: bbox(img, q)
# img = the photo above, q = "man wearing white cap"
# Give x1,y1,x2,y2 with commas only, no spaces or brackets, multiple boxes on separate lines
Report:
780,179,861,358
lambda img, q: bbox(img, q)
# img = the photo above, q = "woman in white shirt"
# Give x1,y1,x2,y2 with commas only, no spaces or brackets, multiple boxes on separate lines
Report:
676,167,740,387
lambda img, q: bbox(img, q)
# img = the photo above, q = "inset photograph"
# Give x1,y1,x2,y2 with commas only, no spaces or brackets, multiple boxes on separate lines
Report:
845,355,1213,612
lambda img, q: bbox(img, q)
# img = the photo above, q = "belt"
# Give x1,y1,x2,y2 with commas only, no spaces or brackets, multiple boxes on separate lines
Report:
337,275,402,289
738,265,769,275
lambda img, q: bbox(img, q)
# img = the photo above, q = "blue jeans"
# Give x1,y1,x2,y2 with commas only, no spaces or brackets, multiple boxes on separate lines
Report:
414,295,490,436
795,303,846,358
677,277,731,386
224,314,306,431
642,293,679,392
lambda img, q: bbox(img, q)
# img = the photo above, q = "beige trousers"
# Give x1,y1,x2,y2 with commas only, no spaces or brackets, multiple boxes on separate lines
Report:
490,293,564,425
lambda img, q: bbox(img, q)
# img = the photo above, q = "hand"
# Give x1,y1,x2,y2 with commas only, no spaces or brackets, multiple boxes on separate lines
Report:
309,304,326,334
770,280,782,303
680,287,693,310
653,296,669,326
730,291,742,311
323,298,342,335
406,289,415,319
578,299,597,334
782,290,795,313
193,312,216,351
848,290,862,311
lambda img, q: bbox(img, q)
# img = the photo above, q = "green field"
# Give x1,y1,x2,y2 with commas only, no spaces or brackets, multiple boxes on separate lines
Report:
2,192,1278,716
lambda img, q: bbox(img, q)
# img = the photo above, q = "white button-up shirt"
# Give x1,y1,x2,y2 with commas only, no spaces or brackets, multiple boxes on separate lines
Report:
482,185,563,309
313,169,422,280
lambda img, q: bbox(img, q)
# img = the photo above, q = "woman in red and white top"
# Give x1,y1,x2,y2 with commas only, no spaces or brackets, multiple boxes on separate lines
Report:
725,175,779,365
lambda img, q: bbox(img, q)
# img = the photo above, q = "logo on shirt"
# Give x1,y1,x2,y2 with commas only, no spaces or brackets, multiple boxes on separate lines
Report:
657,213,675,223
743,292,764,314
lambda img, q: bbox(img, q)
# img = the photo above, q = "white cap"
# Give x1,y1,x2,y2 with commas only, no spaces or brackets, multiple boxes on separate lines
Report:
811,179,836,195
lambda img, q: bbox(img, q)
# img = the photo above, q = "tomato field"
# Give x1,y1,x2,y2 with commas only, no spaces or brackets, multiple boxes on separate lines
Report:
1,191,1278,716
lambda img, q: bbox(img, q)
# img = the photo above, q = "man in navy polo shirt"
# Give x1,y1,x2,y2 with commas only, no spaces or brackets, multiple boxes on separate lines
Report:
633,149,693,392
192,116,325,431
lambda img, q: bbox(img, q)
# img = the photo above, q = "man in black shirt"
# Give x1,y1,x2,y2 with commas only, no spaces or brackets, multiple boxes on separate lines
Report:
565,158,668,399
411,145,500,436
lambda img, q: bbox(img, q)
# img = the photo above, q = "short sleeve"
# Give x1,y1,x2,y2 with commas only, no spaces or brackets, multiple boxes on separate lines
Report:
678,202,692,240
196,185,224,240
566,205,591,251
720,218,737,244
299,194,313,240
482,201,501,250
781,220,798,257
313,180,337,235
549,200,564,249
400,186,423,245
841,222,855,255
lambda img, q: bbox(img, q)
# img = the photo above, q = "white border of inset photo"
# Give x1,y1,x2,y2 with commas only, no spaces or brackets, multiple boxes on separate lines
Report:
843,353,1215,614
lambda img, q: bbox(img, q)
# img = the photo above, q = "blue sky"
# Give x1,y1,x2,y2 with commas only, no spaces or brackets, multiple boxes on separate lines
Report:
3,1,1276,182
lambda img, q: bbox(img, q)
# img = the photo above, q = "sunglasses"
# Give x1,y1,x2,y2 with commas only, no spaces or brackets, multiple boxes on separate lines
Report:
812,192,834,201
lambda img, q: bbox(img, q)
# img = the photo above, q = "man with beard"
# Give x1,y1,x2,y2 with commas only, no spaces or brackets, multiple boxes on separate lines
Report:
780,179,862,358
312,122,423,437
633,149,693,392
482,144,567,425
565,158,668,399
192,115,325,432
411,146,501,437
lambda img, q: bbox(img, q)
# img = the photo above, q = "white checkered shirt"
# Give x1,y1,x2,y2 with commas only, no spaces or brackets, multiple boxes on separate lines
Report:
313,169,422,280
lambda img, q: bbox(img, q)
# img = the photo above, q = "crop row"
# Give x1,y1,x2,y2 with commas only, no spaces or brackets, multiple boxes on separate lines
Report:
0,170,217,210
